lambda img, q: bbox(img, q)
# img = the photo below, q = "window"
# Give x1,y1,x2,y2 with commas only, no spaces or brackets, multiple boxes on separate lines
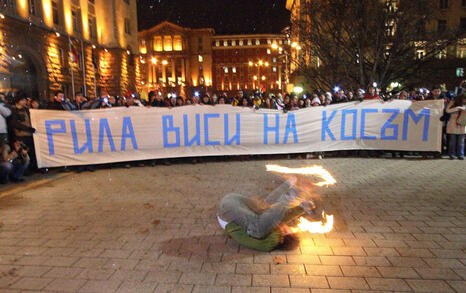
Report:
239,40,243,46
457,45,466,58
463,0,466,7
273,67,277,72
139,40,147,54
88,0,94,3
198,55,203,62
58,48,65,67
153,36,162,52
232,67,236,73
52,0,59,25
173,35,182,51
28,0,36,16
279,40,283,45
215,41,220,47
123,0,129,4
78,52,83,69
457,68,465,77
198,37,203,52
461,18,466,31
439,0,448,9
124,18,131,35
223,40,228,46
224,67,228,73
416,49,426,59
273,57,277,63
267,49,271,54
438,20,447,33
255,39,260,45
72,9,82,33
163,36,172,51
89,17,97,40
437,48,447,59
247,39,252,46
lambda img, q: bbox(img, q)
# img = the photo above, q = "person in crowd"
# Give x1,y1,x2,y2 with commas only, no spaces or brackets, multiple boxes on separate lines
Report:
311,97,321,107
0,93,12,144
398,90,409,100
218,96,226,105
303,98,312,108
333,89,347,103
72,92,87,110
445,94,465,160
346,91,355,102
176,96,184,107
7,95,36,171
47,91,76,111
0,139,30,183
185,98,193,105
363,85,380,100
427,85,444,100
199,94,212,105
298,99,305,108
30,99,41,109
149,91,165,107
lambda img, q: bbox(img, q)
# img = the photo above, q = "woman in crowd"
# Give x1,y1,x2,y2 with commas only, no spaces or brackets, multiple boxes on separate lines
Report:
446,94,465,160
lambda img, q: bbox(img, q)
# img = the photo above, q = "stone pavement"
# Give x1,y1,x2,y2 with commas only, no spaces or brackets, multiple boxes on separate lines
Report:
0,158,465,293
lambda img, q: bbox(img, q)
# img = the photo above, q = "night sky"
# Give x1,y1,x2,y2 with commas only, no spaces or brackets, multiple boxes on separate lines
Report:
137,0,290,34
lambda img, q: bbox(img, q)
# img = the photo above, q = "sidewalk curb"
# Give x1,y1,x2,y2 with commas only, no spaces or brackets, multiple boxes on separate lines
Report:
0,173,72,200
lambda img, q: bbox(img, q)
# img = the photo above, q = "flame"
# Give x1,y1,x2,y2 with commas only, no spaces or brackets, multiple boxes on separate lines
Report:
265,164,337,187
291,212,334,234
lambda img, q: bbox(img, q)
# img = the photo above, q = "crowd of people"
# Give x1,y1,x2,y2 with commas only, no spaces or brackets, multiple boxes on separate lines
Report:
0,81,464,184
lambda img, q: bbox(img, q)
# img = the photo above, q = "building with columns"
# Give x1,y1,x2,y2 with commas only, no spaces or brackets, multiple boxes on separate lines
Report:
0,0,140,101
138,21,285,96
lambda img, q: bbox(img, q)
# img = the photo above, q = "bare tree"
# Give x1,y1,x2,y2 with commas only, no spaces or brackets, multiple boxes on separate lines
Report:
291,0,462,90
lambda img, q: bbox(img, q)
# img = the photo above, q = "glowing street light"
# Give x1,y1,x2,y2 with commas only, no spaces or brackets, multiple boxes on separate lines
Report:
0,14,5,19
291,42,298,48
55,32,60,37
253,76,258,80
258,60,263,66
296,46,302,50
249,61,253,66
293,86,304,94
151,57,157,64
261,76,266,81
265,62,269,67
372,82,378,88
162,60,168,65
271,43,278,49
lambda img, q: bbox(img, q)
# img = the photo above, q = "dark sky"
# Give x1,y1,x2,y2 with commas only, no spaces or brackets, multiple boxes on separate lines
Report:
137,0,290,34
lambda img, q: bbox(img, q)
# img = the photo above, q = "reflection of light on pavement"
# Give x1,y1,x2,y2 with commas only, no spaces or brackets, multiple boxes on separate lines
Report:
291,212,334,234
265,164,337,187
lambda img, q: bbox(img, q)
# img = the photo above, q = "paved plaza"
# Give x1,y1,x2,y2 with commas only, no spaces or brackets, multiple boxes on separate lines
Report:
0,157,465,293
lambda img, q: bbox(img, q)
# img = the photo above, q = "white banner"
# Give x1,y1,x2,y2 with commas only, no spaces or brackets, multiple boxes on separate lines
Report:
30,100,443,168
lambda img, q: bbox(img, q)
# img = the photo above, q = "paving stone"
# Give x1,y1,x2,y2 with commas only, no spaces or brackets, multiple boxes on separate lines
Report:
340,266,380,277
179,272,216,285
406,279,455,292
78,280,122,293
10,277,53,290
44,278,86,292
327,276,369,290
115,281,157,293
320,256,355,266
376,267,419,278
253,274,290,287
365,277,411,291
289,275,329,288
305,264,342,276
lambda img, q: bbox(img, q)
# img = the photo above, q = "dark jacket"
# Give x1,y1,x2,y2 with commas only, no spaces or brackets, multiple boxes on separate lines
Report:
8,106,35,138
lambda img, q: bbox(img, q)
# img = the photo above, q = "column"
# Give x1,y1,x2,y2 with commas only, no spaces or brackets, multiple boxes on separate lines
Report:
181,58,186,82
162,63,167,84
171,58,176,84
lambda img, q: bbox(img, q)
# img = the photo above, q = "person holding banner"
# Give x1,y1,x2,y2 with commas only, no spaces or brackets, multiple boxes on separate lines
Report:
446,94,465,160
217,177,315,251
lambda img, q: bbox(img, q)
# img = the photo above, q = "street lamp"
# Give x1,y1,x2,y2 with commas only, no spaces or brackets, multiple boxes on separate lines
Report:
151,57,157,64
162,60,168,65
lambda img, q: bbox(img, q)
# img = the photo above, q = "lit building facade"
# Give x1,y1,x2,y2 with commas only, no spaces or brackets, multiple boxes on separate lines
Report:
138,21,214,95
286,0,466,89
0,0,140,101
138,22,286,95
212,34,286,93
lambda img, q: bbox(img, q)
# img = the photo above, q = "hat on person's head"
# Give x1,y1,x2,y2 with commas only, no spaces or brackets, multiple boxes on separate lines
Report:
311,97,321,105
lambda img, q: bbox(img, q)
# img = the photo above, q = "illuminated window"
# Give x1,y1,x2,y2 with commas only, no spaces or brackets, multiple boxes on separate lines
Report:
437,48,447,59
273,57,277,63
28,0,36,16
174,35,182,51
224,67,229,73
232,40,236,46
279,40,283,44
215,41,220,46
239,40,244,46
267,39,271,44
255,39,260,45
139,40,147,54
163,36,172,51
232,67,236,73
247,39,252,46
457,45,466,58
273,67,277,72
267,49,271,54
416,49,426,59
198,55,203,62
223,40,228,46
457,67,464,77
153,36,162,52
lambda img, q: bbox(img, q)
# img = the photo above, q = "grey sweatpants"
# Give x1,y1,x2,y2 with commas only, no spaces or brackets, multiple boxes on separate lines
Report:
218,181,297,239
